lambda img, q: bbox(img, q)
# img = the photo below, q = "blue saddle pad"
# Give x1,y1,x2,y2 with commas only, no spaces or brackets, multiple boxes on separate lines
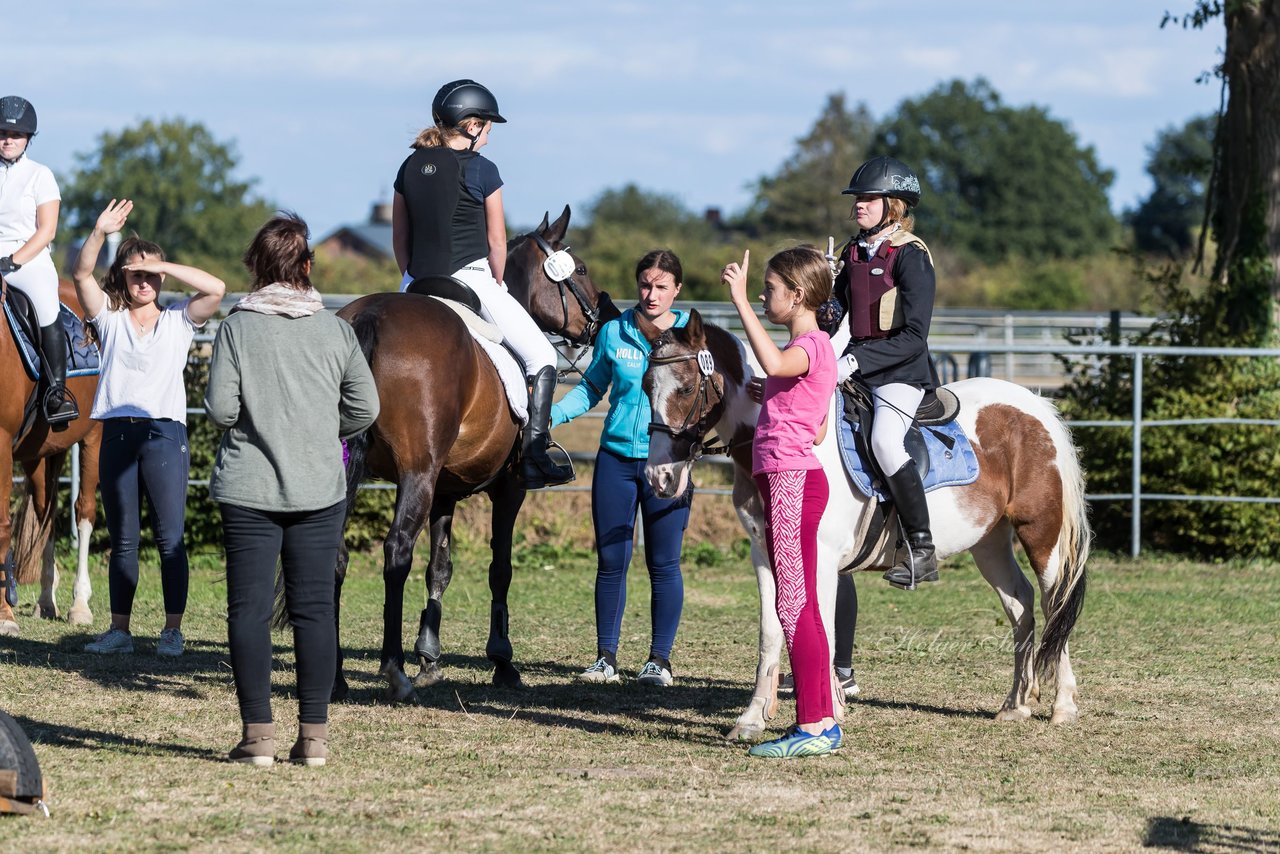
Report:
2,300,100,381
834,389,980,500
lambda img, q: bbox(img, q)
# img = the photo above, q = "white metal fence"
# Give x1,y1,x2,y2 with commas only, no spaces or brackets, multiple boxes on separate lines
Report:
46,303,1279,558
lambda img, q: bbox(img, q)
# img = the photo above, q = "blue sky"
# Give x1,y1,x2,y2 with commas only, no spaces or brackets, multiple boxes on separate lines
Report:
19,1,1222,242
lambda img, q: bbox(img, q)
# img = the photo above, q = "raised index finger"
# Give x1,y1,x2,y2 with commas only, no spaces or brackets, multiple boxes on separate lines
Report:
742,249,750,270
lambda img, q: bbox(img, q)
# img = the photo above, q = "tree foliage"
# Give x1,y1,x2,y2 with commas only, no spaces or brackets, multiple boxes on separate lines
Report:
61,118,274,276
1129,114,1215,256
874,79,1118,262
745,93,876,240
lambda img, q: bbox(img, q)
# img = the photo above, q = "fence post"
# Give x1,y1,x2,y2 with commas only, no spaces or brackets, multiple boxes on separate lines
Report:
1003,314,1014,381
1131,352,1143,558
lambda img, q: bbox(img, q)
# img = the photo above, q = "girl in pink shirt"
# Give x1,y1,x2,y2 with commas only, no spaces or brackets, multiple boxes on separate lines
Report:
723,245,838,758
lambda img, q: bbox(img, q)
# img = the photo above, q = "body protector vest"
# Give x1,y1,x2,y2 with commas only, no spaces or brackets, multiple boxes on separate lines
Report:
397,148,490,280
845,230,932,341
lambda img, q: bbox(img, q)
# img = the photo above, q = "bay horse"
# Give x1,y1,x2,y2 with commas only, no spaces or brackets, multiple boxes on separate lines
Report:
639,310,1089,738
0,279,102,637
333,206,618,701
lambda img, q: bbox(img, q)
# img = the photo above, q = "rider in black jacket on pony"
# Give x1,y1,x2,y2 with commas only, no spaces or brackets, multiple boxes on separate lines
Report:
827,156,940,590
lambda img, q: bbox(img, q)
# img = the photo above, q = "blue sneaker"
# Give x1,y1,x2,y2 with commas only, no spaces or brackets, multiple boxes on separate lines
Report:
747,726,835,758
823,723,843,751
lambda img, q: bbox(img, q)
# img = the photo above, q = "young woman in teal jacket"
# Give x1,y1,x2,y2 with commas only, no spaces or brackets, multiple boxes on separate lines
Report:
551,249,691,687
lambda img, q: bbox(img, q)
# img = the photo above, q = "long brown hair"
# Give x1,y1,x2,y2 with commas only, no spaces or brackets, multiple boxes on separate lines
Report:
101,236,166,312
242,212,313,291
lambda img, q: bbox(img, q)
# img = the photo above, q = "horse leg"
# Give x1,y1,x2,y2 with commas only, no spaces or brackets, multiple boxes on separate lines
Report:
971,522,1037,722
727,487,785,742
413,499,455,689
331,540,351,702
68,432,100,626
1026,548,1080,725
0,445,14,636
380,476,433,703
28,457,61,621
485,472,525,688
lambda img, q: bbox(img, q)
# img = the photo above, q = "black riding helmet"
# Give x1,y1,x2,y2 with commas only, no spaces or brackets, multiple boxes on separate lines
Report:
431,80,507,128
842,155,921,207
0,96,37,136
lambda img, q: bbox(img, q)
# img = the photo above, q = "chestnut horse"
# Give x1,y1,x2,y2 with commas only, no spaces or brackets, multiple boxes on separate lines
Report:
639,311,1089,738
333,207,618,700
0,279,101,637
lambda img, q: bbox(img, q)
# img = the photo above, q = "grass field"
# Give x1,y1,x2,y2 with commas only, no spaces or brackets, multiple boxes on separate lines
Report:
1,540,1278,852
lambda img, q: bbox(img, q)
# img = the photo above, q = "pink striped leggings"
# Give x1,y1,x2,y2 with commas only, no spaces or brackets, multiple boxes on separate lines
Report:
755,468,831,724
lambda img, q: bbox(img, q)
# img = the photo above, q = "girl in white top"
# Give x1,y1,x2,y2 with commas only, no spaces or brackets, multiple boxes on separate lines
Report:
72,199,225,657
0,95,77,426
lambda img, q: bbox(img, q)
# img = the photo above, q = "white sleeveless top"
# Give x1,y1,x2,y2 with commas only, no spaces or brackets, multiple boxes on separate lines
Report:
90,299,201,424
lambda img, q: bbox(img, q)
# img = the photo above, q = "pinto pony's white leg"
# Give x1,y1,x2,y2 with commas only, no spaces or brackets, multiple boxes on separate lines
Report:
970,523,1037,721
726,479,784,743
67,517,94,626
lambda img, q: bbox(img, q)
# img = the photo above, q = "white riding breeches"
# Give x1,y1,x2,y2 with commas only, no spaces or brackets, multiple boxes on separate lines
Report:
401,260,556,375
2,245,59,325
870,383,925,474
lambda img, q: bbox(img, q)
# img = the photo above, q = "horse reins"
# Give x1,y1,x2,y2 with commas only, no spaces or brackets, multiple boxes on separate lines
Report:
646,342,742,463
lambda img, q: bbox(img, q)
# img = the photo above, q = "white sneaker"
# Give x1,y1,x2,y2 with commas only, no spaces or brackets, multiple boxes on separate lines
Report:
636,660,673,687
85,627,134,654
157,627,185,657
577,656,621,684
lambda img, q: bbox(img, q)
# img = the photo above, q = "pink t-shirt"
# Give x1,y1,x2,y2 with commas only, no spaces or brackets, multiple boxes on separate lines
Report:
752,329,837,475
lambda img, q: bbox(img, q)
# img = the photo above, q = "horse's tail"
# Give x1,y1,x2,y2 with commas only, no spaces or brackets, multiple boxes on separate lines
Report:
1036,399,1091,684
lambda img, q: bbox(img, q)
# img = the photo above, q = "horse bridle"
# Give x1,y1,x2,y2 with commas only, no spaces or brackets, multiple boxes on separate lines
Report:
525,231,603,350
646,339,737,463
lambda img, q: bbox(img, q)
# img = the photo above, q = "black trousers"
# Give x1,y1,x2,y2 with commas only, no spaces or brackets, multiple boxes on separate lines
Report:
221,501,344,725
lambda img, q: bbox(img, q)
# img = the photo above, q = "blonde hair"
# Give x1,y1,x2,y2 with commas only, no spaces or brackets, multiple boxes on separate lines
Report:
411,118,485,149
767,245,833,311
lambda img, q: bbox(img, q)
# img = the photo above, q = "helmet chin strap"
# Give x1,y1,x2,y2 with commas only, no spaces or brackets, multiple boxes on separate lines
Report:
857,197,901,240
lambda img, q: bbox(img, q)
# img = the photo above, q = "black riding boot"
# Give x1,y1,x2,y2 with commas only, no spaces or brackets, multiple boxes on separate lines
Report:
881,461,939,589
39,322,79,431
520,366,574,490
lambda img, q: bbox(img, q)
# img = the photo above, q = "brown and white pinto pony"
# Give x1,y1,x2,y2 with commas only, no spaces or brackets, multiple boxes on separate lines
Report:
0,279,101,637
639,311,1089,740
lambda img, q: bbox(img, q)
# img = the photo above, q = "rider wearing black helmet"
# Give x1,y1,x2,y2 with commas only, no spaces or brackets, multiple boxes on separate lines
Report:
0,95,79,429
830,155,939,590
392,79,572,490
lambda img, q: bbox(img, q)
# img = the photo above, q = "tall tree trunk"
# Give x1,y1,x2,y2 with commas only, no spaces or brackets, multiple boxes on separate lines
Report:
1213,0,1280,338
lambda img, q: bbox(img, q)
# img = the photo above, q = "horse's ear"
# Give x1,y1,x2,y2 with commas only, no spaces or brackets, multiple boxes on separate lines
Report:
546,206,571,244
686,309,705,345
635,310,662,343
537,212,550,234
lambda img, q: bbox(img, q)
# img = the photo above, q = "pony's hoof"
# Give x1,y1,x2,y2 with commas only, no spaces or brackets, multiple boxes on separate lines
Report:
413,659,444,689
725,723,765,743
491,661,524,689
381,664,415,703
0,620,17,637
67,605,93,626
37,603,59,620
1051,707,1079,725
995,705,1032,722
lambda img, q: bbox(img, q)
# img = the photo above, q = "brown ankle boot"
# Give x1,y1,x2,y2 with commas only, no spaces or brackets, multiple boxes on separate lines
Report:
228,722,275,766
289,722,328,767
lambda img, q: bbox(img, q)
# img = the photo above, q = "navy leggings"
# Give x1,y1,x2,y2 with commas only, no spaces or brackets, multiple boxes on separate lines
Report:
99,418,190,617
591,448,691,661
221,501,344,725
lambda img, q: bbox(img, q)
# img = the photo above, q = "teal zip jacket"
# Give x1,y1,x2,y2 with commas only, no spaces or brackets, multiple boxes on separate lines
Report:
551,307,689,460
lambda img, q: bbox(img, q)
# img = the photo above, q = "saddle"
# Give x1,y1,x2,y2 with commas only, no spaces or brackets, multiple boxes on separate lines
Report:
405,275,483,315
839,377,961,483
1,280,99,445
